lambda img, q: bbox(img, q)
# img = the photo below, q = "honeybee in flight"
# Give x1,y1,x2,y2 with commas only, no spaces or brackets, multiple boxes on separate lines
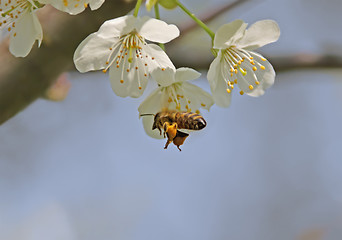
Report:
140,110,207,151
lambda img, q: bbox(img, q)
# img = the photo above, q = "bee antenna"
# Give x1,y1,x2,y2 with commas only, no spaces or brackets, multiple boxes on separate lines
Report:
139,113,155,117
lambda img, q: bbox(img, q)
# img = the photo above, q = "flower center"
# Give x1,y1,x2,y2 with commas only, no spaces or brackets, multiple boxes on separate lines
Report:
0,0,41,37
103,31,151,90
222,46,267,95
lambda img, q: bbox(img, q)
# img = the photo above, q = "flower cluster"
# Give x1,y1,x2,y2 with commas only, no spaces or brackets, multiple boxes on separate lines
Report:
1,0,281,148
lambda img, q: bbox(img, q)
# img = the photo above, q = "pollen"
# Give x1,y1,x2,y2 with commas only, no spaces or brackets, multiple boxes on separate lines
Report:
240,90,244,95
249,85,254,90
120,80,124,84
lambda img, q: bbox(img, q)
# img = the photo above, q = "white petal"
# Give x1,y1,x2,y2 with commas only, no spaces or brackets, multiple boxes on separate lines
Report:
213,19,247,49
139,88,165,139
138,87,164,115
236,69,255,93
175,67,201,83
109,56,148,98
207,51,223,90
142,116,164,139
97,15,135,39
247,56,275,97
151,67,175,87
89,0,105,10
73,32,116,72
181,82,214,112
138,16,180,43
9,11,42,57
237,20,280,50
144,43,175,71
207,56,232,108
40,0,86,14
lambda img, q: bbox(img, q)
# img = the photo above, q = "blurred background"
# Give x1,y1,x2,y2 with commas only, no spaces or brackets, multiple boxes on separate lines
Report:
1,0,342,239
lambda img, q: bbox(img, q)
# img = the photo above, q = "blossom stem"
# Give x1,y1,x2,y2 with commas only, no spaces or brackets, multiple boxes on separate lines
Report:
154,4,165,51
133,0,143,17
174,0,215,40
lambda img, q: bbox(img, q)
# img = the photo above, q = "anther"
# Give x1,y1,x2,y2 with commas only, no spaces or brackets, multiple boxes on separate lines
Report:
126,69,129,72
240,90,244,95
201,103,206,107
226,89,231,93
106,61,109,64
255,80,260,85
260,65,265,70
261,57,267,61
102,69,107,73
139,86,142,90
249,85,254,90
234,79,237,84
120,80,124,83
252,66,257,71
161,68,165,71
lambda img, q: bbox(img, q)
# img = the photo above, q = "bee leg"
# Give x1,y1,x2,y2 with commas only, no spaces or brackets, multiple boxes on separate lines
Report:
164,139,172,149
163,123,178,150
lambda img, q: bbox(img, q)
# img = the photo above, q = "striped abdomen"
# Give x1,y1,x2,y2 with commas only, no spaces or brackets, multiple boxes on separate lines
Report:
152,111,206,131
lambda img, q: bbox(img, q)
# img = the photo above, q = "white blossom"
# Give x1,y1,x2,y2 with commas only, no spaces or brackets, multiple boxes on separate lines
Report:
39,0,105,15
74,15,179,98
207,19,280,107
0,0,43,57
138,67,214,138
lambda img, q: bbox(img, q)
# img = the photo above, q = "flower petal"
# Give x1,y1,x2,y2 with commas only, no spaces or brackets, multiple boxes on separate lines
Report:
207,56,232,108
213,19,247,49
237,20,280,50
88,0,105,10
97,15,136,39
138,16,180,43
175,67,201,83
181,82,214,112
151,67,175,87
207,51,223,90
143,43,176,71
246,55,275,97
39,0,86,14
138,88,166,139
109,55,148,98
9,11,42,57
142,116,164,139
73,32,116,72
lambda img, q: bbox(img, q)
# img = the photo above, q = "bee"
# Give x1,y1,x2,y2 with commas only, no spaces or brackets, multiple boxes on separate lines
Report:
140,110,207,151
